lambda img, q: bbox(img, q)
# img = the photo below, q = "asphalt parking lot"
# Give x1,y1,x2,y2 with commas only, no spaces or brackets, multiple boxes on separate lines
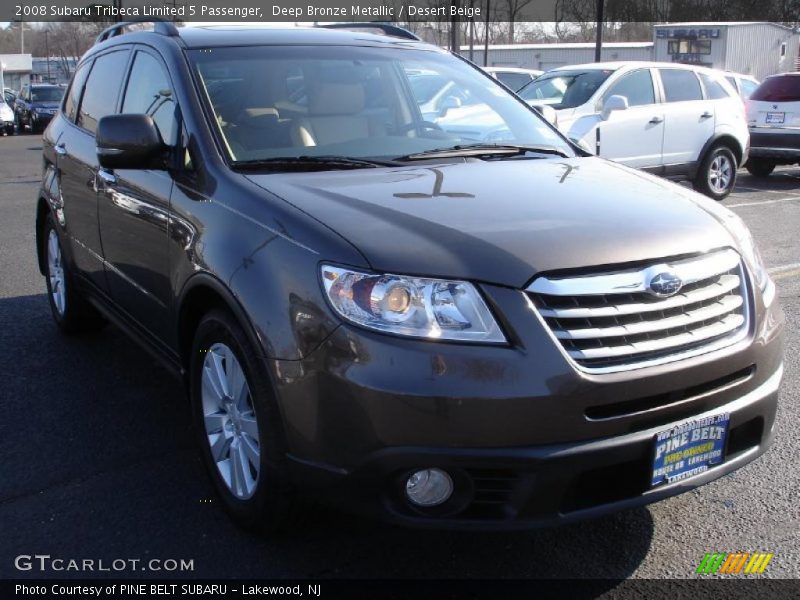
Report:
0,133,797,581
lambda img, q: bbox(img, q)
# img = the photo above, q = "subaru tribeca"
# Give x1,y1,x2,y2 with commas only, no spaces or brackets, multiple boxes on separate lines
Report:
36,23,783,532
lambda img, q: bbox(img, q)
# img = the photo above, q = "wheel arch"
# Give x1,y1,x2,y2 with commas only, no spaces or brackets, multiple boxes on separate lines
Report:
176,273,268,378
35,196,50,276
699,133,744,167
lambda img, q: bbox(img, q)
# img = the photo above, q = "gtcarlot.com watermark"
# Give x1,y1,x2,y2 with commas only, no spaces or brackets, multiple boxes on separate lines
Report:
14,554,194,573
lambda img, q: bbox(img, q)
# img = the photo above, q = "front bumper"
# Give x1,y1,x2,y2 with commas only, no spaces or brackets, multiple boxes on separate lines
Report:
748,128,800,162
272,280,784,529
31,112,55,128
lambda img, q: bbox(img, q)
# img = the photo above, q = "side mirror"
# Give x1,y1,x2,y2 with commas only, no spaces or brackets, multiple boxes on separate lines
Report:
96,114,165,170
570,136,594,154
601,94,629,120
536,105,559,127
438,95,462,117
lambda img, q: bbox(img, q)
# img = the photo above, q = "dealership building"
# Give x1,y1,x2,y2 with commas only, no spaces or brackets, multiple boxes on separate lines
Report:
473,22,800,80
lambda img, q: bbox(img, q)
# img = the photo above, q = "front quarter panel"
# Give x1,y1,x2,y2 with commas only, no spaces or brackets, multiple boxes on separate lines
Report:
169,173,369,361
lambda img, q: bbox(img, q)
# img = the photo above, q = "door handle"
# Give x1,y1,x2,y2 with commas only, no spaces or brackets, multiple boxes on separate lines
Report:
700,112,713,119
97,169,117,187
649,117,663,124
54,143,67,156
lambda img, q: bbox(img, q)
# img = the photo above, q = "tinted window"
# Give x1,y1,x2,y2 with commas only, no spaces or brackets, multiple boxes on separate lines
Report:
122,51,177,145
64,61,92,122
740,78,759,99
699,73,731,100
605,70,655,106
519,69,614,109
495,72,531,91
31,87,63,103
659,69,702,102
751,75,800,102
78,50,129,134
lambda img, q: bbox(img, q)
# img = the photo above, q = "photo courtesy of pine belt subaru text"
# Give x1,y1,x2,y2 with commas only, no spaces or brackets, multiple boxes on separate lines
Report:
35,21,784,532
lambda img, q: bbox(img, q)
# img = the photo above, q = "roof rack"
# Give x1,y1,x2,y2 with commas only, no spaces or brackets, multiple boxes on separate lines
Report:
316,22,420,41
95,19,180,45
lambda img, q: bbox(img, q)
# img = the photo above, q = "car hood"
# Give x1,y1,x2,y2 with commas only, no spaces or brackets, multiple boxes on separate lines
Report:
246,158,736,288
31,101,60,109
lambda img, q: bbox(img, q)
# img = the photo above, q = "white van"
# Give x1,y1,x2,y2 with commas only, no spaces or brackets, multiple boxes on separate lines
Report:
517,62,750,199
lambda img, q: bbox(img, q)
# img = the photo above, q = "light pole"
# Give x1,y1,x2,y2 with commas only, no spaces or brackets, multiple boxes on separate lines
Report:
594,0,604,62
45,30,51,83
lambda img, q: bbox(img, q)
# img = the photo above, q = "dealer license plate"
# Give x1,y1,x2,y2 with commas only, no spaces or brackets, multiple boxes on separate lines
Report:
651,413,729,487
766,112,785,124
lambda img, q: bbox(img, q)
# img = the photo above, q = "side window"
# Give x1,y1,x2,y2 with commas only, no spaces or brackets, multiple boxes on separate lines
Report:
78,50,129,134
497,72,531,91
121,51,177,146
604,70,655,107
63,60,92,122
658,69,703,102
699,73,731,100
740,79,758,99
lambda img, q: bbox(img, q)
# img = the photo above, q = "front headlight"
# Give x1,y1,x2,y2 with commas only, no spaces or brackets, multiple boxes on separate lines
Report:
721,212,770,292
320,265,506,343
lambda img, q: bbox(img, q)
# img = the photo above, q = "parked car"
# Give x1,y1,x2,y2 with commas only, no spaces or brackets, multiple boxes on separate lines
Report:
517,61,749,199
744,72,800,176
4,88,17,110
37,23,783,533
483,66,542,91
724,72,760,100
14,83,65,133
0,96,14,135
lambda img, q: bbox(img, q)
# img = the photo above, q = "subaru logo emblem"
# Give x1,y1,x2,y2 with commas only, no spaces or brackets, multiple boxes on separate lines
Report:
649,272,683,297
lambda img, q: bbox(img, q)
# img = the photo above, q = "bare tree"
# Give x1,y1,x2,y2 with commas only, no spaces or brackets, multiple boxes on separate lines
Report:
500,0,534,43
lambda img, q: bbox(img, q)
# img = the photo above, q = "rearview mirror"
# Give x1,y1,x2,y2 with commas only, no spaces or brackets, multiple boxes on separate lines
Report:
601,95,629,120
438,95,462,117
96,114,166,170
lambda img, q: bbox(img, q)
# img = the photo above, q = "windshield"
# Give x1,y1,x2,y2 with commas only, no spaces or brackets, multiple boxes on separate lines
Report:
31,87,64,103
189,45,572,165
518,69,614,109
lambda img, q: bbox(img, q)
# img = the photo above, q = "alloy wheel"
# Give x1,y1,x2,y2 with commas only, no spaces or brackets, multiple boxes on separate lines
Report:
47,229,66,316
201,343,261,499
708,154,733,194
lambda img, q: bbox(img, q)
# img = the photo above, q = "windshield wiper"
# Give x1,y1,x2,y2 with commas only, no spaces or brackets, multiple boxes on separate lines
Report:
231,155,400,171
395,144,570,161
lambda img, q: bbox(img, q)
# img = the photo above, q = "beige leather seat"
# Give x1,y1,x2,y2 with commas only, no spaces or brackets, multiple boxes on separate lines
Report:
291,82,385,147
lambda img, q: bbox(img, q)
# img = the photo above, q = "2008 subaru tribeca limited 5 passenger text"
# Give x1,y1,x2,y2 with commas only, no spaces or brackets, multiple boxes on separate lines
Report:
37,22,783,532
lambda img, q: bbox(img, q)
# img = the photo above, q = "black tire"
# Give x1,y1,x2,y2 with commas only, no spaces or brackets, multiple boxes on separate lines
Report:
42,213,106,334
190,309,295,535
745,159,776,178
693,145,738,200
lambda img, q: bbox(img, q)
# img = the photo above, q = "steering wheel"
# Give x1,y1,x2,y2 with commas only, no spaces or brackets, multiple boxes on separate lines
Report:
395,121,444,135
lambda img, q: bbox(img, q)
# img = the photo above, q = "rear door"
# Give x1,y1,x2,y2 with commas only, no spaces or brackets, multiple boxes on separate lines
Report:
748,75,800,128
656,68,715,166
596,68,664,168
97,47,177,338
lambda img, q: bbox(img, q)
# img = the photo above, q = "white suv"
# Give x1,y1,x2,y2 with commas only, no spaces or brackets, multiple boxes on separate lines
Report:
517,62,749,199
745,73,800,177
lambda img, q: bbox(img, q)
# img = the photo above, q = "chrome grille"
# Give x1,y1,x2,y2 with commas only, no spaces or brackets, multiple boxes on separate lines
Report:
527,249,750,372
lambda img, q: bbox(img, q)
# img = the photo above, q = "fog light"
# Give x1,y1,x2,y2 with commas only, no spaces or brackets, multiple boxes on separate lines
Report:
405,468,453,507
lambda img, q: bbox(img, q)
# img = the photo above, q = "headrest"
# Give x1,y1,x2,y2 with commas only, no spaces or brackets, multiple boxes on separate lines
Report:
239,108,280,129
308,83,365,116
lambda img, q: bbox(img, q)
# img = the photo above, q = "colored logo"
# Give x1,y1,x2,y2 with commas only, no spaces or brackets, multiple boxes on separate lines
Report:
696,552,773,574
